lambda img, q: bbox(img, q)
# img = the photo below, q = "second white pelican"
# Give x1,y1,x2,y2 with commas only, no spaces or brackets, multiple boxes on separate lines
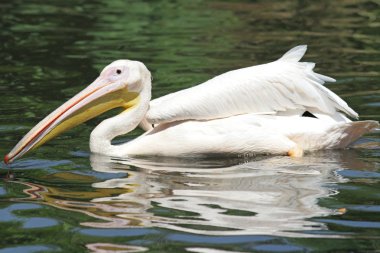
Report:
4,45,379,163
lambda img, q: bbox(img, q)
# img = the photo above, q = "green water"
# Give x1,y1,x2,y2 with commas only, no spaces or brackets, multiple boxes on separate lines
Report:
1,0,380,252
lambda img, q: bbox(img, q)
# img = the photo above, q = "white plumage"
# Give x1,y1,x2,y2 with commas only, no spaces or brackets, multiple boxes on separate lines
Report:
146,45,358,125
118,114,377,157
5,45,379,163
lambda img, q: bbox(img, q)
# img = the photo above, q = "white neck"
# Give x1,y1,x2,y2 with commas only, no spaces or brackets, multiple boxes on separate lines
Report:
89,85,151,156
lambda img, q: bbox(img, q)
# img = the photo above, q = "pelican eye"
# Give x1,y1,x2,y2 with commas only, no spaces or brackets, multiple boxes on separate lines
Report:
116,69,122,74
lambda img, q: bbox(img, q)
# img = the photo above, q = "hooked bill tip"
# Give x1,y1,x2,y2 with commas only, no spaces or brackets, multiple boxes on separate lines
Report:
4,154,10,165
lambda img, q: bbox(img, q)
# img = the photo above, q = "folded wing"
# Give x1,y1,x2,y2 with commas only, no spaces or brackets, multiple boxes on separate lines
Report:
146,45,358,124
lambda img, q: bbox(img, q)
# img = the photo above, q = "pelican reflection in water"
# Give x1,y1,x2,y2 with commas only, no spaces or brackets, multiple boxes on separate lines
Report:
14,151,373,237
4,45,379,163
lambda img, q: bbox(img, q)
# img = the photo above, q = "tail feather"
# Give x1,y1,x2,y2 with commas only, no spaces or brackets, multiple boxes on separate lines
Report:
329,120,379,149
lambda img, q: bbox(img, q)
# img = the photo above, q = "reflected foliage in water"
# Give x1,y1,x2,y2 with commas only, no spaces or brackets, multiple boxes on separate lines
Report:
0,0,380,252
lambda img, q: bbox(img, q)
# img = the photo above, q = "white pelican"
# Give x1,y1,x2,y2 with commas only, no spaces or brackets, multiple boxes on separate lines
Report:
4,45,379,164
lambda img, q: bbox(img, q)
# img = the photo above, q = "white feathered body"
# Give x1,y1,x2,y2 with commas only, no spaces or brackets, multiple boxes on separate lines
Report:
146,46,357,124
92,46,379,158
121,114,378,157
6,46,378,163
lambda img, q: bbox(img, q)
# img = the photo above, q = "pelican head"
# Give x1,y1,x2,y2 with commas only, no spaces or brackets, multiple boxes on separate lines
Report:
5,60,151,164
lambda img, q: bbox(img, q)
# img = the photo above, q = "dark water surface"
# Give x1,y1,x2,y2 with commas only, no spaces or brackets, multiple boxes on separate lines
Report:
1,0,380,252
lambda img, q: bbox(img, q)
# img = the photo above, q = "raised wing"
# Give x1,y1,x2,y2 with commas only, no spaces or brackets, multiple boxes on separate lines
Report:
146,45,358,124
